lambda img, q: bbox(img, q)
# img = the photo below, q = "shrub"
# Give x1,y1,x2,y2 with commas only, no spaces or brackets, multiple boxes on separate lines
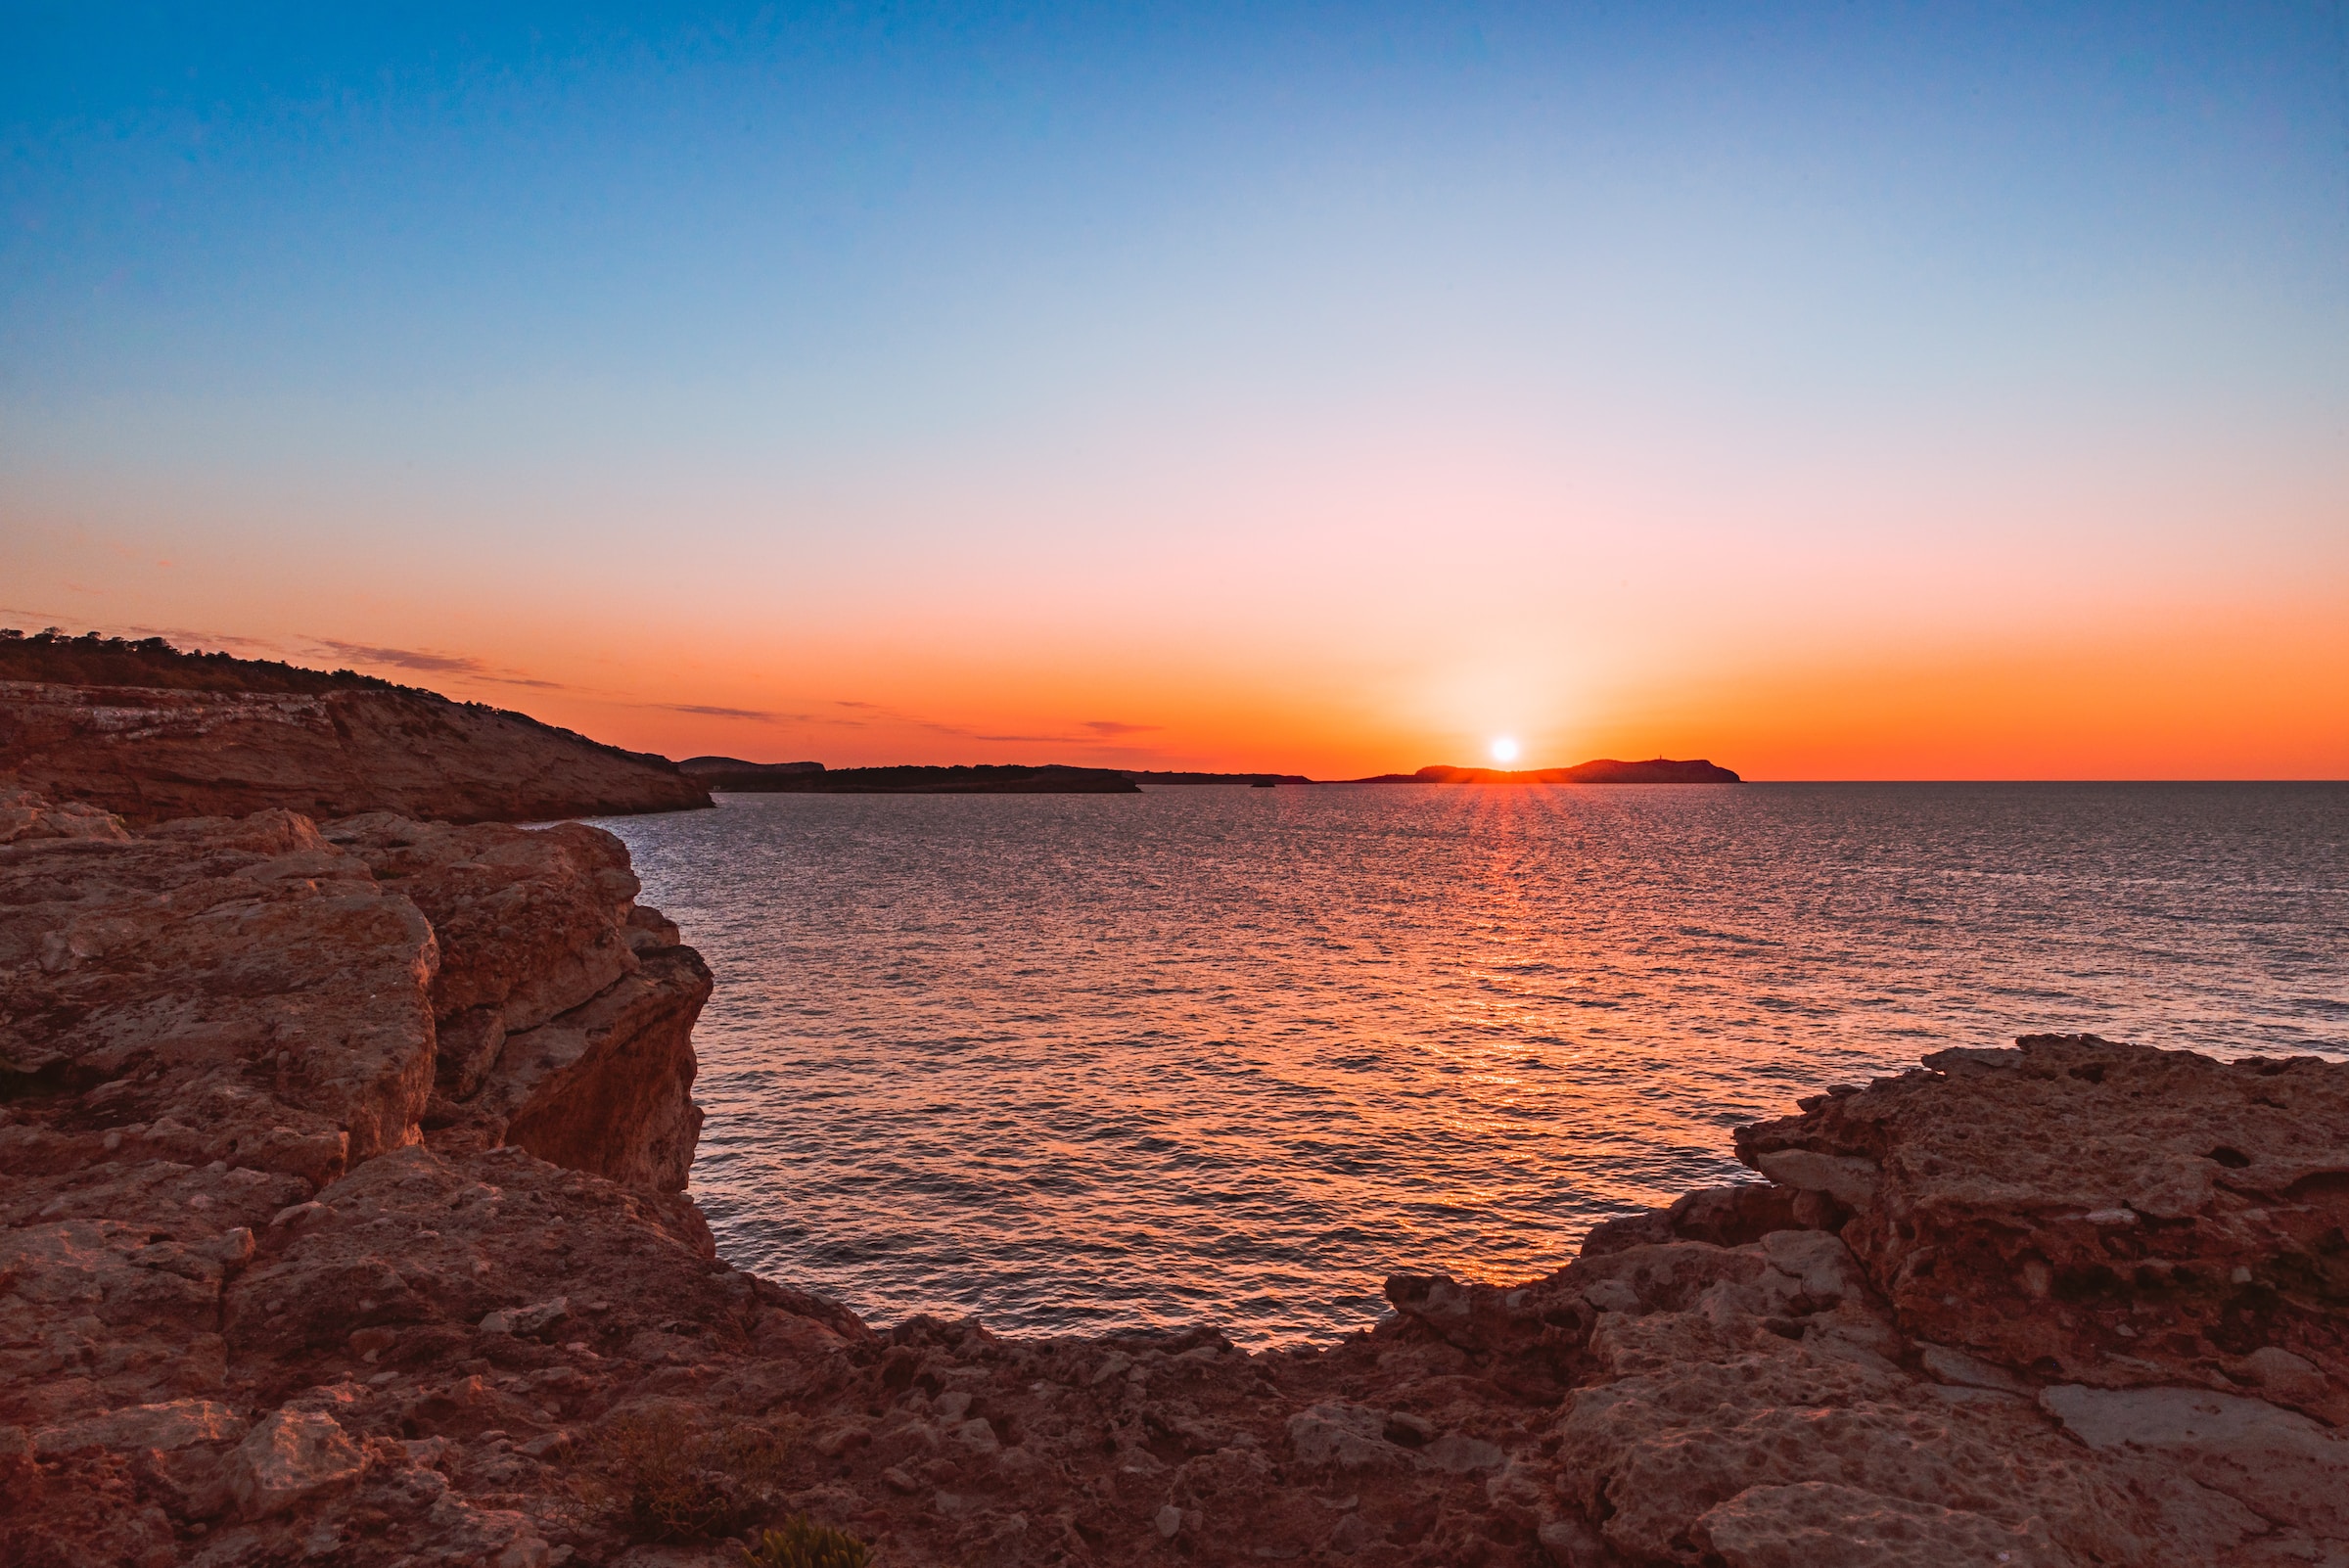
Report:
743,1517,874,1568
590,1407,794,1542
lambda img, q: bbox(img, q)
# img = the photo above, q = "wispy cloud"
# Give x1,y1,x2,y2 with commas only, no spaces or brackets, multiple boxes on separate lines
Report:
2,616,290,655
1083,719,1160,736
302,637,572,691
654,703,780,721
311,639,487,676
126,624,281,653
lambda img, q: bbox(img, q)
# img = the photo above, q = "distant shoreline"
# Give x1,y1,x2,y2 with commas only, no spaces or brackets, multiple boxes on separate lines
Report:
678,755,1742,791
1352,758,1740,784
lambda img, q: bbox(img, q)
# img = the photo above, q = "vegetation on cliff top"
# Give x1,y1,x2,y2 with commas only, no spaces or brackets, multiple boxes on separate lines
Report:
0,627,404,696
0,627,697,785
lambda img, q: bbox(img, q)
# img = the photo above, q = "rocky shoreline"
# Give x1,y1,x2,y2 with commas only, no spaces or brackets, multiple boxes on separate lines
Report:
0,629,710,824
5,786,2345,1567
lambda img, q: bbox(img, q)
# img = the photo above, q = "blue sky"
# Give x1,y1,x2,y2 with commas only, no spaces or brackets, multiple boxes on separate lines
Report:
5,3,2346,774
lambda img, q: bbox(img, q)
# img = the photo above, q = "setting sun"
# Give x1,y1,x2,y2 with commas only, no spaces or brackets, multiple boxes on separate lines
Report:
1491,737,1520,763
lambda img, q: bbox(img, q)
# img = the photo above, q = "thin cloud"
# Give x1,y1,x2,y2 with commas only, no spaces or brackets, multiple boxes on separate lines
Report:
311,639,487,676
1083,719,1160,736
126,624,281,653
3,617,285,654
655,703,780,721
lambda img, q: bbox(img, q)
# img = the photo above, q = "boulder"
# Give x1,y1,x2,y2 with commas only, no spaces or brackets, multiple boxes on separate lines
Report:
221,1408,365,1518
1736,1035,2349,1412
322,814,651,1098
30,1399,247,1456
0,785,131,844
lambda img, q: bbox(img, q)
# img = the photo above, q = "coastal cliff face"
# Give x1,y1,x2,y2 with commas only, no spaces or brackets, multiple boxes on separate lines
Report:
4,785,2345,1568
0,681,711,825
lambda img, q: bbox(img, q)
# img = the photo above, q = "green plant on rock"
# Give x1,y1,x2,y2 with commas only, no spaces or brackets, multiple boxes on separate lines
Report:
590,1407,794,1542
742,1516,873,1568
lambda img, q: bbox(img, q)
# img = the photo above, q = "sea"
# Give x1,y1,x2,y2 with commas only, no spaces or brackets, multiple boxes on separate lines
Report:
593,782,2348,1348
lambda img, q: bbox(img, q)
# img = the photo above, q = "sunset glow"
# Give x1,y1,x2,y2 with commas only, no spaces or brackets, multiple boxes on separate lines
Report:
4,6,2342,778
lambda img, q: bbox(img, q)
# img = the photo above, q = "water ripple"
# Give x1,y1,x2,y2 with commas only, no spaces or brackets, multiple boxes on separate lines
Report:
597,781,2348,1346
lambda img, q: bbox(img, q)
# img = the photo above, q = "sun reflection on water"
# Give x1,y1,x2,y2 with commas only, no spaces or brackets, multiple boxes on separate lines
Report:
598,781,2346,1346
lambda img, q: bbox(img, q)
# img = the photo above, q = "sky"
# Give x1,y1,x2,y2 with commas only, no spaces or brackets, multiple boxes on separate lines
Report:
4,2,2346,778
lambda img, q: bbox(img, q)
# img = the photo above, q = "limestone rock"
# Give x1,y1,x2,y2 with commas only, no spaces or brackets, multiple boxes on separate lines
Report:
1580,1180,1806,1257
224,1143,721,1363
1691,1482,2055,1568
309,814,712,1187
0,678,710,825
0,785,131,844
7,797,2346,1568
2041,1384,2349,1537
221,1408,365,1519
480,1297,570,1337
0,806,438,1187
31,1399,247,1456
1287,1402,1412,1470
1736,1034,2349,1409
323,814,647,1051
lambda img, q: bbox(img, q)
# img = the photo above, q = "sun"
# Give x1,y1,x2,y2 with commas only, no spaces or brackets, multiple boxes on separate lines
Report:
1490,736,1520,763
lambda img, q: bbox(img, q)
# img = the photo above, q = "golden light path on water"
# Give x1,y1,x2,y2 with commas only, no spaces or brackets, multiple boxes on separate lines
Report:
597,782,2347,1347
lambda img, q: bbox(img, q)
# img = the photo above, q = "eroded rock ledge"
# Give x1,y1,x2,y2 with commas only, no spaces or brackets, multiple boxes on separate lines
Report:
4,788,2343,1568
0,675,712,826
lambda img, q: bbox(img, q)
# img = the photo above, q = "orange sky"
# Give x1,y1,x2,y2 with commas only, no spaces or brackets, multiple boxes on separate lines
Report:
9,488,2344,779
7,6,2346,780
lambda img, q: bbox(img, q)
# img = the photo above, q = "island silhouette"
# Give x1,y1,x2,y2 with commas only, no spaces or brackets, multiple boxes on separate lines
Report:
679,756,1740,791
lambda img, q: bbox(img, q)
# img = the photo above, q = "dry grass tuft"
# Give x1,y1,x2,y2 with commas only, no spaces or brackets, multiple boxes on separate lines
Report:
587,1407,796,1542
741,1515,874,1568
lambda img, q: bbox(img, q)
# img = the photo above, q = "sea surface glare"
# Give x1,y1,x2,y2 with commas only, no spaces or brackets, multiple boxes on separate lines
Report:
597,782,2348,1347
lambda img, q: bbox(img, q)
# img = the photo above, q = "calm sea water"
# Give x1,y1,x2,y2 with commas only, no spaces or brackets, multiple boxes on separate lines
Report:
595,783,2347,1347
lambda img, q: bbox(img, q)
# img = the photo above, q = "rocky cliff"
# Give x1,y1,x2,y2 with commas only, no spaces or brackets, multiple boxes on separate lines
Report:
0,633,710,825
4,786,2343,1568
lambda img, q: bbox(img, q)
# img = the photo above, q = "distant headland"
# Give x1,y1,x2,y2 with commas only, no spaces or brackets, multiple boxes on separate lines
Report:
682,759,1316,793
0,627,711,822
679,758,1139,794
682,756,1740,791
1354,758,1741,784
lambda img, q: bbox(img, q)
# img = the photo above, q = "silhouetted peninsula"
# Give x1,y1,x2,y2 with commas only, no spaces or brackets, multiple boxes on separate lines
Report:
1121,769,1315,787
678,756,823,776
685,761,1139,794
1354,758,1740,784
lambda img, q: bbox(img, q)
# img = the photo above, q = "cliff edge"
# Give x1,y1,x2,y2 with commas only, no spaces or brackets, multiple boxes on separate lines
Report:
0,630,711,824
3,784,2343,1567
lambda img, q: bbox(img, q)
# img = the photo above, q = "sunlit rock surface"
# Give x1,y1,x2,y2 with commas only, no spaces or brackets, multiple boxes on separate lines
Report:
0,678,711,825
3,786,2342,1566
